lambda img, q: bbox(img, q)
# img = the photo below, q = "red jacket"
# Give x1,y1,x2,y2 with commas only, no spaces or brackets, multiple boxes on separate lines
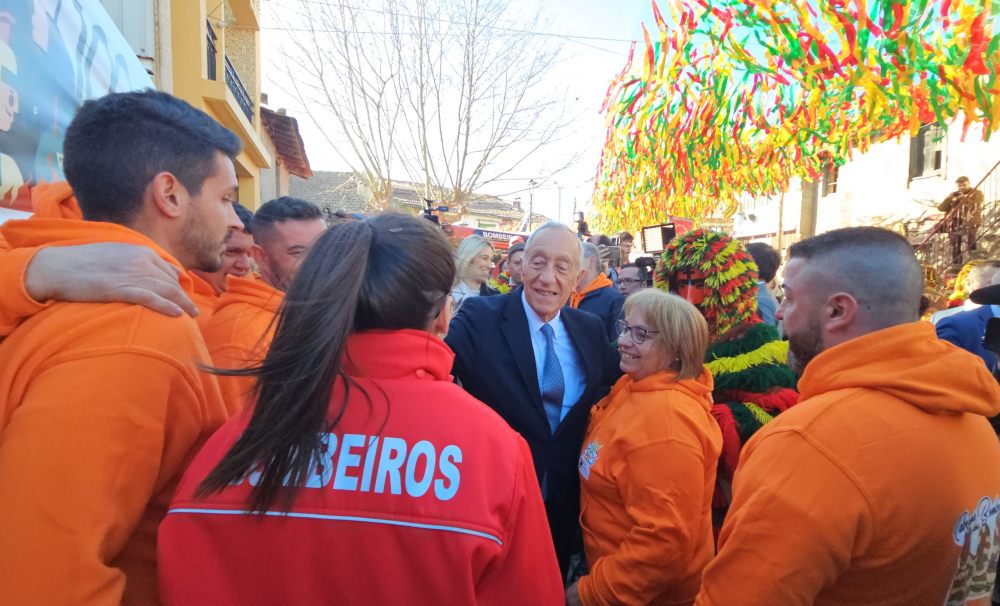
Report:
158,329,563,606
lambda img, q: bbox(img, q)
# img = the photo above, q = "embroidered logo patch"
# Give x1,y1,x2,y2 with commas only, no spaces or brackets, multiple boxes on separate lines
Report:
579,440,603,480
946,495,1000,605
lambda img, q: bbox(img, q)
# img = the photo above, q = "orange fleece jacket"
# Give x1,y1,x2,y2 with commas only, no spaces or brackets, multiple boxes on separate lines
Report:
188,272,219,332
0,216,230,606
0,182,79,334
696,322,1000,606
578,367,722,606
0,182,213,337
571,273,615,308
201,273,283,414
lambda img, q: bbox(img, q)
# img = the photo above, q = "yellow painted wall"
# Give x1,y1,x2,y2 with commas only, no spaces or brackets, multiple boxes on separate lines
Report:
169,0,270,210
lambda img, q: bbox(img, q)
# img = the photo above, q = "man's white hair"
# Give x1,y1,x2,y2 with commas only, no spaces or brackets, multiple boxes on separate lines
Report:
525,221,584,269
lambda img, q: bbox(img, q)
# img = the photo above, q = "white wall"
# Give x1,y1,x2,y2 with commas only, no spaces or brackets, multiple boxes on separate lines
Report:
99,0,155,60
735,118,1000,238
731,178,803,240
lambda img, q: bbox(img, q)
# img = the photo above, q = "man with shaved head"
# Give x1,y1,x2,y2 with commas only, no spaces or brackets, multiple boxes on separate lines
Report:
446,221,621,577
696,227,1000,606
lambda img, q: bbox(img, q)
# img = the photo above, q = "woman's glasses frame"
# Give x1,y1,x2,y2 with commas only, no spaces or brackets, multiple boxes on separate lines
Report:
616,320,659,345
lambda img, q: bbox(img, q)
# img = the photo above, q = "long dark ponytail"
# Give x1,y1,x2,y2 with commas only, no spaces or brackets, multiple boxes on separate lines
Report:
196,214,456,513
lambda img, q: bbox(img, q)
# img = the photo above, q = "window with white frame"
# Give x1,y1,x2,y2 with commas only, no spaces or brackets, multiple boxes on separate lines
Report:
909,123,944,180
822,164,839,197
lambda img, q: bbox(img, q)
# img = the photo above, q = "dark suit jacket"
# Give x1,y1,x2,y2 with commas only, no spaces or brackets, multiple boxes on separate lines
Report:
936,305,997,370
445,286,622,574
574,286,625,342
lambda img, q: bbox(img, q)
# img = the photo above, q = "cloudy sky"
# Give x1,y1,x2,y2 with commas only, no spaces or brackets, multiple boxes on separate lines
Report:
260,0,658,224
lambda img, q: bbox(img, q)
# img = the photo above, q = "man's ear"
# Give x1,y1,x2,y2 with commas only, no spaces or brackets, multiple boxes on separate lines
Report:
149,172,187,219
431,296,453,336
249,244,267,273
823,292,859,333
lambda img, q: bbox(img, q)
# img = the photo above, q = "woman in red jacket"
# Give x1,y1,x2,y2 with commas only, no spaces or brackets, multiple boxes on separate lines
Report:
158,214,563,605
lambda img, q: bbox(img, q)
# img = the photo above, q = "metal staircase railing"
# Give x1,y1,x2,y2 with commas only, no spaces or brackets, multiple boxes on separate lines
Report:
914,158,1000,277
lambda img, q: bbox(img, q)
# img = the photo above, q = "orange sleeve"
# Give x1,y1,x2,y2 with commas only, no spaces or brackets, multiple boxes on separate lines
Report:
475,436,564,605
0,351,213,606
0,247,52,337
578,439,709,606
694,430,873,606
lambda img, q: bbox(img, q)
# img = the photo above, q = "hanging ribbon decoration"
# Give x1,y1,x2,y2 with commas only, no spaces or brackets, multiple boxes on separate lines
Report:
592,0,1000,234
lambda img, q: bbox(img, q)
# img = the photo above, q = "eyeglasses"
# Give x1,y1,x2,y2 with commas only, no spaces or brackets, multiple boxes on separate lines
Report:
616,320,659,344
618,278,651,286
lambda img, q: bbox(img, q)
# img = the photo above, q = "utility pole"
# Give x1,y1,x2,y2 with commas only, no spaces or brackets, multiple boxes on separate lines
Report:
558,186,563,224
776,191,785,258
528,179,538,231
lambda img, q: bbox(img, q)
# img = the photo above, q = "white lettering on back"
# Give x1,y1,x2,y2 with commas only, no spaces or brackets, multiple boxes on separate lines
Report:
333,434,366,491
435,445,462,501
374,437,407,495
405,441,436,497
360,436,379,492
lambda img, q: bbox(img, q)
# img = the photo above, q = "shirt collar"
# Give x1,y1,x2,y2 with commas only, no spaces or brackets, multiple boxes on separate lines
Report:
521,289,560,336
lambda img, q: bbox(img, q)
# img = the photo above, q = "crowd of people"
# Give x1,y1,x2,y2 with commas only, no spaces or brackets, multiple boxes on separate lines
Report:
1,90,1000,606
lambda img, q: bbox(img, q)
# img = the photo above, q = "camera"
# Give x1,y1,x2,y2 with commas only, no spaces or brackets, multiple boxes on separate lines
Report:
423,199,449,226
574,212,590,237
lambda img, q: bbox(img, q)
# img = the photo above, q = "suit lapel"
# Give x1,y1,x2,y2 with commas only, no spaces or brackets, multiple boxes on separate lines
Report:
562,310,598,400
501,287,548,423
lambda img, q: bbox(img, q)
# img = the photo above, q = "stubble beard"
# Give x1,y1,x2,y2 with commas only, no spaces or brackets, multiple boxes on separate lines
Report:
181,209,225,273
787,317,824,375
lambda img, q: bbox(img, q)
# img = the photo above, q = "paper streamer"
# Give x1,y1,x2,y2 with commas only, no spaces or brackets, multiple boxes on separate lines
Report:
592,0,1000,233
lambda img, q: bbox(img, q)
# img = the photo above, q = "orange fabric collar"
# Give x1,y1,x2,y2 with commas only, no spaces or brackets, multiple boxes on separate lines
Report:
570,273,614,308
214,274,284,314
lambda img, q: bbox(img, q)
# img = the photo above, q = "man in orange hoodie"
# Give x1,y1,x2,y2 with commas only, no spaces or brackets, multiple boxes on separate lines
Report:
1,199,251,339
187,201,255,331
0,90,239,606
570,241,624,342
696,226,1000,606
202,196,327,412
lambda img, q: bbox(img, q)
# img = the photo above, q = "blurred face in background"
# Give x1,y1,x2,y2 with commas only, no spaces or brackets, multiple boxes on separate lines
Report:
618,266,648,298
468,245,493,284
509,250,524,285
620,238,633,261
196,229,255,295
253,218,328,291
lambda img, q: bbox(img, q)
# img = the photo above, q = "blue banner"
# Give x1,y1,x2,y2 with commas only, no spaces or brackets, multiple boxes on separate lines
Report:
0,0,153,211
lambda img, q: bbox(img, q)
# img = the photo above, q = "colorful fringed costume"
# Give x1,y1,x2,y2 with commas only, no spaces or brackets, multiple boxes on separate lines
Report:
947,260,982,308
655,229,799,536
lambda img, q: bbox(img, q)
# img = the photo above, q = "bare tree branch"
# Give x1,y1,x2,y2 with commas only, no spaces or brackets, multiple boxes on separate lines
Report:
272,0,572,212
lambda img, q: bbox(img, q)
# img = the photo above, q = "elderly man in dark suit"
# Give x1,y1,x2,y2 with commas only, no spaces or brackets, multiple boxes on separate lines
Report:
446,222,622,577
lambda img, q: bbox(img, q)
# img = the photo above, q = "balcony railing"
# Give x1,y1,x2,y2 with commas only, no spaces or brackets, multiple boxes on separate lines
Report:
915,158,1000,277
206,20,217,81
225,55,254,124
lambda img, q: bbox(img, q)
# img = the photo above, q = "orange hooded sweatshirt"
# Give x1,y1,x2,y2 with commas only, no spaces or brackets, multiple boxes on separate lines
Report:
188,272,219,332
201,273,283,414
0,182,214,336
578,367,722,606
0,215,230,606
0,183,78,334
696,322,1000,606
571,273,615,308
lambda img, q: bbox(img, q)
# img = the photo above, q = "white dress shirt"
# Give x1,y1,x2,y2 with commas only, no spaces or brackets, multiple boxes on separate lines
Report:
451,282,478,310
521,291,585,421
